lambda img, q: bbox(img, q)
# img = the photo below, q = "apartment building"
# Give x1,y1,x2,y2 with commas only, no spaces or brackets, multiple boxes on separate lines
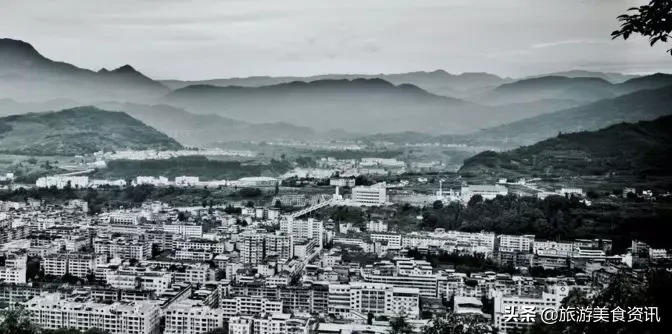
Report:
351,184,387,206
43,253,106,278
229,316,254,334
533,241,574,257
174,249,214,262
0,254,27,284
360,259,446,298
240,230,266,265
174,239,226,254
264,233,293,260
253,313,311,334
229,283,329,314
173,264,212,284
370,234,402,248
105,270,173,294
164,300,225,334
94,238,152,261
497,234,535,253
281,218,325,247
366,220,388,233
327,282,420,319
163,223,203,239
26,293,161,334
220,296,283,317
293,239,317,259
493,285,571,333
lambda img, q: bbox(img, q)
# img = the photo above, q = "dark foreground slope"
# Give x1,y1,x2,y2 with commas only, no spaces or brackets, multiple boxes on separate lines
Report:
460,115,672,179
0,107,183,155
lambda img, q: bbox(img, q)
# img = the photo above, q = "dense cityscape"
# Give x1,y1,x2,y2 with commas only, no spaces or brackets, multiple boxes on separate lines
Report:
1,1,671,334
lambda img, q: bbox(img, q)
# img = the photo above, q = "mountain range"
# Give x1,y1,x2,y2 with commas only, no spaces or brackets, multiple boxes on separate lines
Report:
473,74,672,105
526,70,639,84
161,78,596,134
459,115,672,179
1,37,671,149
0,38,168,103
469,84,672,146
161,70,513,99
0,107,182,156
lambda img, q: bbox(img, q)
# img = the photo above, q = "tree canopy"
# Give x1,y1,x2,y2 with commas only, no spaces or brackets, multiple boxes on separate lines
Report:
612,0,672,55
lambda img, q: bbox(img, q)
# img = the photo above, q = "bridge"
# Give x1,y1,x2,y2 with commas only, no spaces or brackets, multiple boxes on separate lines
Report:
288,197,336,219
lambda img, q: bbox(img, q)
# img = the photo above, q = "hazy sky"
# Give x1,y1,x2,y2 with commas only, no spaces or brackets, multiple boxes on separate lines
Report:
1,0,670,79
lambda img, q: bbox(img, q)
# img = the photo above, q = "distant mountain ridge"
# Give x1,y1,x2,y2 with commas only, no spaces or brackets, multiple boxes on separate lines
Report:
527,70,640,83
2,37,670,141
0,107,182,155
163,78,495,134
0,38,168,102
93,102,328,145
459,115,672,179
472,73,672,105
161,70,512,98
354,83,672,148
472,84,672,146
0,100,331,146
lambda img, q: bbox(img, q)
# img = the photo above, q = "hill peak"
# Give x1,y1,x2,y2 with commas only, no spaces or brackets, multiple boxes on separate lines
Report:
112,64,139,74
0,38,44,60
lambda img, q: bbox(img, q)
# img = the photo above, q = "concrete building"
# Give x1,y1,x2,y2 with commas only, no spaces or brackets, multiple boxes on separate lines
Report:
533,241,574,258
163,224,203,239
106,270,173,294
220,296,283,317
229,316,254,334
361,259,445,298
497,234,535,253
460,185,508,201
164,301,225,334
26,293,162,334
351,184,387,206
493,286,572,333
36,176,90,189
367,220,388,233
0,254,27,284
94,239,152,261
281,218,324,247
240,230,266,265
175,176,200,187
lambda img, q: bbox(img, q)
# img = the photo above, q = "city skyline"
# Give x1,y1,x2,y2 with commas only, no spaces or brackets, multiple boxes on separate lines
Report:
1,0,670,80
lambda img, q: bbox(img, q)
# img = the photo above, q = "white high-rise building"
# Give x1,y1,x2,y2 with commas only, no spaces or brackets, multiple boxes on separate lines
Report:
163,224,203,239
351,184,387,206
497,234,535,253
229,316,254,334
26,293,162,334
164,301,225,334
240,230,266,265
327,282,420,318
0,254,27,284
281,218,324,247
220,297,283,317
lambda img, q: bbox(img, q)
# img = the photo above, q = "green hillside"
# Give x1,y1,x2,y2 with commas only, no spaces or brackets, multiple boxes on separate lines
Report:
459,115,672,179
0,107,182,156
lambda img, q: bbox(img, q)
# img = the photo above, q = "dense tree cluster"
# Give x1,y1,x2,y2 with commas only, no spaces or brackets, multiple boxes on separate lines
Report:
406,194,672,253
94,156,291,181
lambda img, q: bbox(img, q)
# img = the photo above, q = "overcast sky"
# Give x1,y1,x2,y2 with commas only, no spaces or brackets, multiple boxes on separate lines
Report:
1,0,670,80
